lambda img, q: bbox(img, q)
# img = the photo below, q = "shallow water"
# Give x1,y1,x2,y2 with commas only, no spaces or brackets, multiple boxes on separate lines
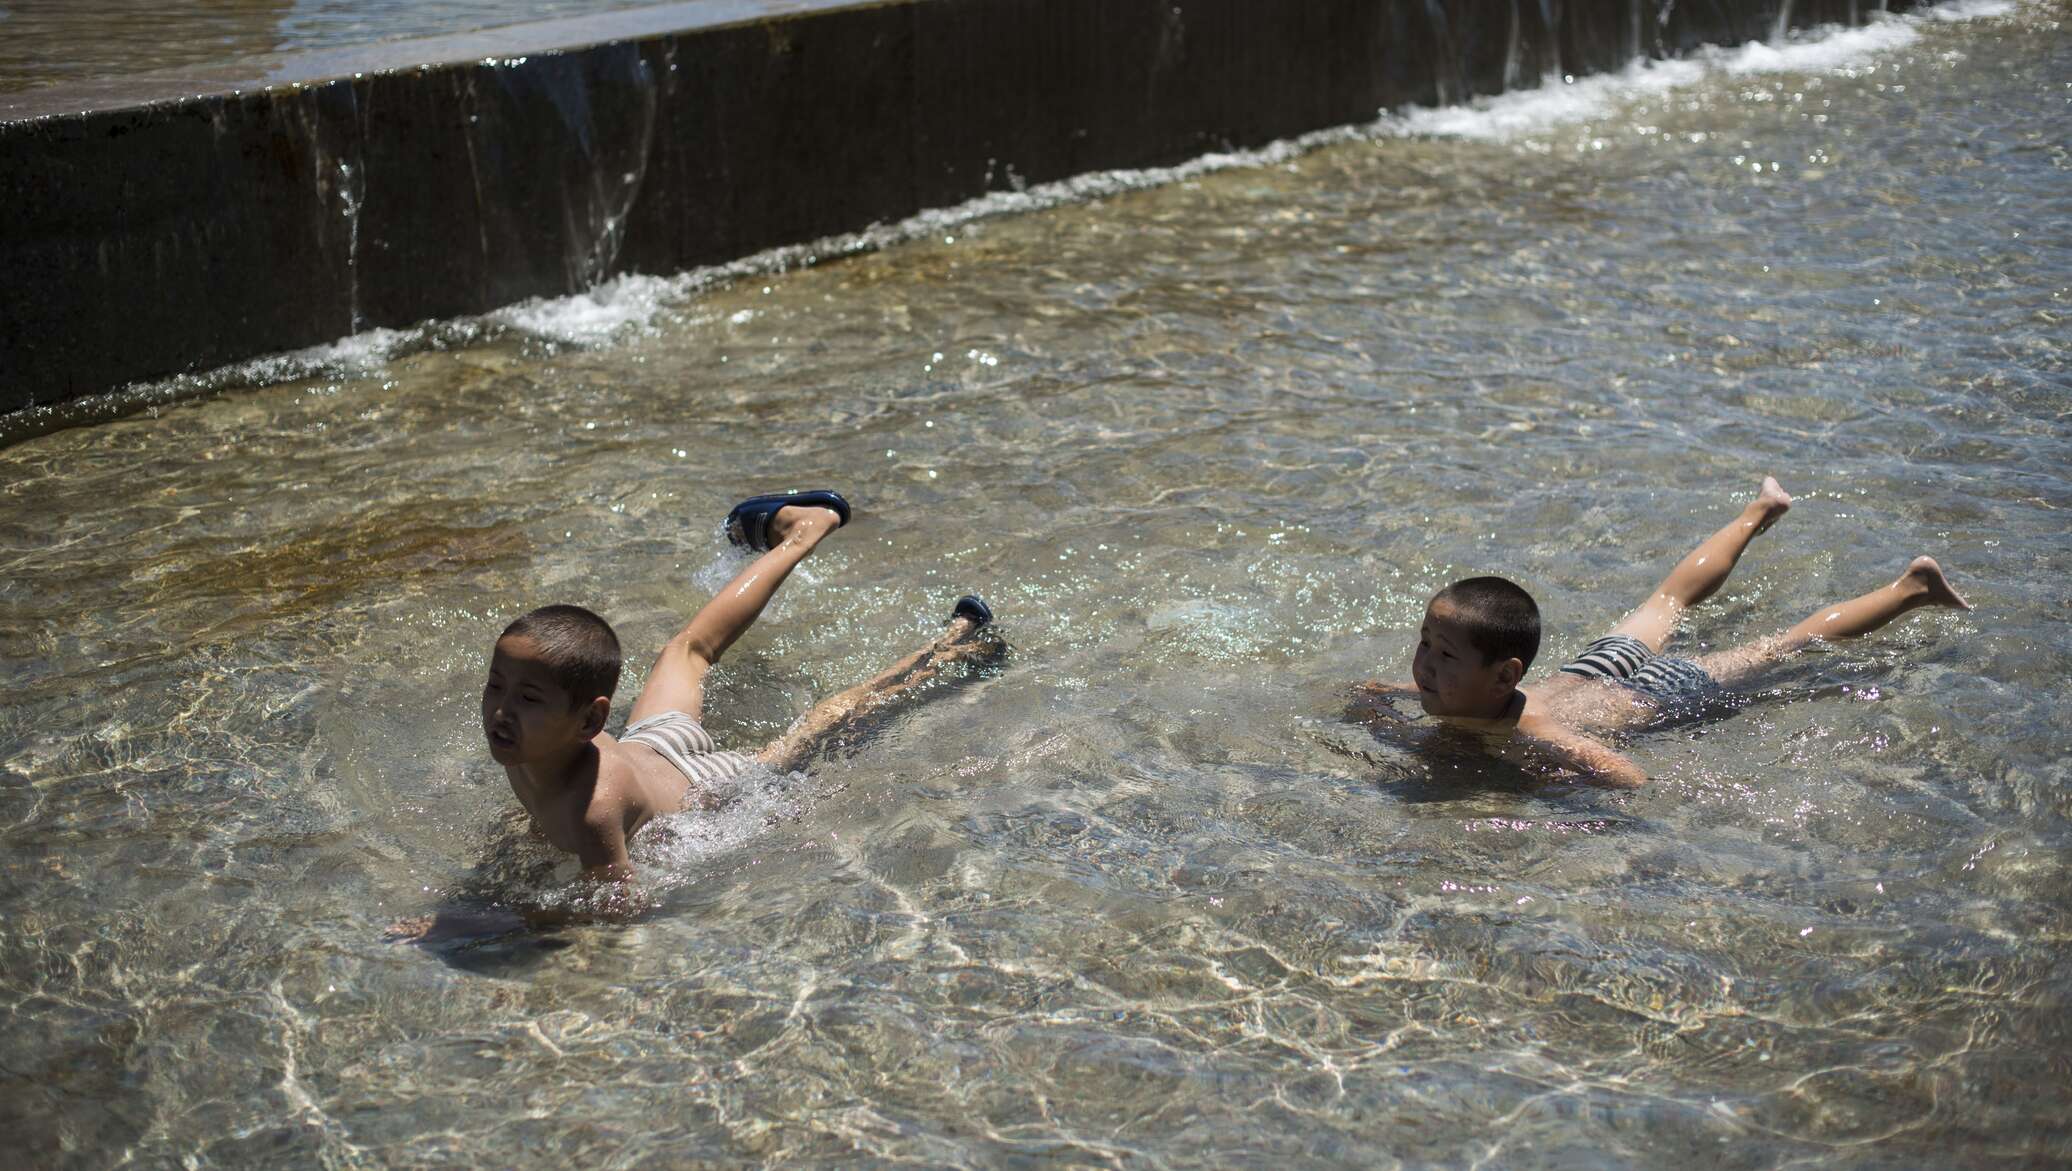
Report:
4,4,2070,1166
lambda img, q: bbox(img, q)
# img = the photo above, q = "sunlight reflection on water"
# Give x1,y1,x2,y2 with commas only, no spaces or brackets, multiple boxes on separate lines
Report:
1,2,2067,1166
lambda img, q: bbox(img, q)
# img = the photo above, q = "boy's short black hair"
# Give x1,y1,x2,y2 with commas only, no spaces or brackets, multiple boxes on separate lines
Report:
1431,576,1541,669
500,604,622,708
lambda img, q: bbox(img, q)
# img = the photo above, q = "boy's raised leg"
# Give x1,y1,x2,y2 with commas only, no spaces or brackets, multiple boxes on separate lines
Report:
757,601,998,772
1609,476,1794,653
1694,557,1971,687
627,505,843,726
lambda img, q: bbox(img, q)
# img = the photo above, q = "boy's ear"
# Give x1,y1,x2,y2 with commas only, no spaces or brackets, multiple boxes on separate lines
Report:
1495,658,1525,689
579,695,610,738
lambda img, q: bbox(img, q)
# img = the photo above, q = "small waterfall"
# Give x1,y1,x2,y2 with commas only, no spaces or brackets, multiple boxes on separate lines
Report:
453,71,495,272
0,0,1951,413
469,46,662,295
1153,2,1185,76
1424,0,1456,104
1502,0,1524,91
336,157,364,332
286,81,369,336
1536,0,1558,74
564,55,657,291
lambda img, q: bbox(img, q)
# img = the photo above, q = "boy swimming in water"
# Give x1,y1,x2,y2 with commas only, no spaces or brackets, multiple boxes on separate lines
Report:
480,490,997,881
1355,477,1971,788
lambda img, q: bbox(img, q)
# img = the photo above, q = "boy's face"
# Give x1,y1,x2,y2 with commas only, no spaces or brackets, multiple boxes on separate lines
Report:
1411,600,1521,719
481,634,605,766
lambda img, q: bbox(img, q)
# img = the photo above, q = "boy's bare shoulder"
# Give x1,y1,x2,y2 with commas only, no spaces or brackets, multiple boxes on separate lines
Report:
546,743,643,874
590,736,701,828
588,737,664,821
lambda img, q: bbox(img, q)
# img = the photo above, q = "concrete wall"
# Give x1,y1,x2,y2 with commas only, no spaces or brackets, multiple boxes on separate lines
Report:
0,0,1914,412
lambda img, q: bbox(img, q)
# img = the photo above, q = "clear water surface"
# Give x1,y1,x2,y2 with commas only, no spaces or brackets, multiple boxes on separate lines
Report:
2,4,2068,1166
0,0,673,94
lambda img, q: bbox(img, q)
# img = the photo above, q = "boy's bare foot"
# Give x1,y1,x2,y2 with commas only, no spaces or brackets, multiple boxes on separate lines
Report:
932,623,993,665
1749,476,1793,535
1901,556,1972,610
767,504,844,546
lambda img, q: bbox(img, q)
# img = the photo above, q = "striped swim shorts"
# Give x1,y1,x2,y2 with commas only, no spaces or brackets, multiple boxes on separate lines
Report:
1557,634,1718,708
620,710,756,793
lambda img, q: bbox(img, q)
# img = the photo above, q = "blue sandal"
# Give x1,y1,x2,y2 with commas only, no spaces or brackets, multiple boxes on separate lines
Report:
724,490,851,551
951,595,994,627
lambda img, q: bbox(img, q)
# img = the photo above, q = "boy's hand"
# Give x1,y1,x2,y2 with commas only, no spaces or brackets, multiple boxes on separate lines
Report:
383,915,437,943
1348,680,1420,724
382,907,534,946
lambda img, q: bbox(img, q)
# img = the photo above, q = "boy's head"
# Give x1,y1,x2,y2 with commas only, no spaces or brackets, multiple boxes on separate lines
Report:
1412,576,1540,718
481,605,620,766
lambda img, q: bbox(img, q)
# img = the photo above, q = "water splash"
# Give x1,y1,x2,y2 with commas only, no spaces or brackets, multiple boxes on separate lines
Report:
631,763,815,882
1389,0,2017,141
563,50,657,290
285,80,370,333
336,157,365,333
489,271,681,344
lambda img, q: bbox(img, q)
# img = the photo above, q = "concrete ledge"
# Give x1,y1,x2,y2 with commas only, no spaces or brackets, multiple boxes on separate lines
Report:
1,0,1914,412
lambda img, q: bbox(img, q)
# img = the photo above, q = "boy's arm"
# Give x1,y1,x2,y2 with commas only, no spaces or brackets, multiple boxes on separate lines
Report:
1347,680,1421,727
1515,716,1648,789
385,813,640,946
385,887,641,946
680,515,837,665
629,513,838,725
574,802,638,883
385,904,575,945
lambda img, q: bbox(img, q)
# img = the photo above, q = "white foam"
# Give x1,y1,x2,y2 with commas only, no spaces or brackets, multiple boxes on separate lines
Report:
489,271,682,345
1717,22,1922,76
0,320,465,444
692,548,754,594
1393,57,1706,141
1917,0,2017,21
234,325,423,381
630,763,812,879
1389,0,2019,142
